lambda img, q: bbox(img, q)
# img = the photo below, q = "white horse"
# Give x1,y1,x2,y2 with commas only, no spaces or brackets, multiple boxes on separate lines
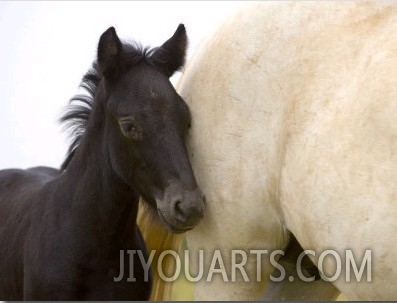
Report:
169,1,397,300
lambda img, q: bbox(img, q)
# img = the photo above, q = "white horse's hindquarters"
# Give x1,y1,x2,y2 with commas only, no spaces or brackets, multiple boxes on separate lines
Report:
179,1,397,300
280,67,397,298
276,2,397,300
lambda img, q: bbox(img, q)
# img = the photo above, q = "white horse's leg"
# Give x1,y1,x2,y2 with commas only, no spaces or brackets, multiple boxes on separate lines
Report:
262,260,341,301
185,225,286,300
262,235,340,301
184,183,287,300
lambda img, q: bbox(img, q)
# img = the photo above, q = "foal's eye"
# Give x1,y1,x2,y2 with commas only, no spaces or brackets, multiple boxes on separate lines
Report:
118,118,143,141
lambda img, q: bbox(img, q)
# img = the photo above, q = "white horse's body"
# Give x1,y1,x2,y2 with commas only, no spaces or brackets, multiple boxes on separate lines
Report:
178,2,397,300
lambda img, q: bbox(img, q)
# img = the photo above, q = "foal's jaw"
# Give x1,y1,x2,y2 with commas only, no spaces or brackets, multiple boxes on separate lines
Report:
155,182,206,233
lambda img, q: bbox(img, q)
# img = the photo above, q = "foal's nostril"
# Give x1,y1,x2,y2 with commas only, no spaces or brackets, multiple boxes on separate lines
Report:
174,200,182,213
173,200,186,221
167,189,206,228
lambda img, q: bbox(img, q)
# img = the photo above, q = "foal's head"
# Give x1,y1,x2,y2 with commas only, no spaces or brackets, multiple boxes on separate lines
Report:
92,25,205,232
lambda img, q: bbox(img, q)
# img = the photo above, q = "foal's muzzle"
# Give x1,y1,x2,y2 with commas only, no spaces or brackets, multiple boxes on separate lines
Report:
156,183,206,233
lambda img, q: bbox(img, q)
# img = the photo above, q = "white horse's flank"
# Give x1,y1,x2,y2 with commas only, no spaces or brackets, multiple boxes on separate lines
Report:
177,1,397,300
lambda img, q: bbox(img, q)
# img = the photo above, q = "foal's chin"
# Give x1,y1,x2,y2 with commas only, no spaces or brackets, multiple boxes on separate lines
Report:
138,196,200,233
157,210,195,234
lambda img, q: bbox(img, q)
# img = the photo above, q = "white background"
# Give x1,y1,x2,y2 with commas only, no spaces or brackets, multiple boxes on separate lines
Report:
0,1,245,170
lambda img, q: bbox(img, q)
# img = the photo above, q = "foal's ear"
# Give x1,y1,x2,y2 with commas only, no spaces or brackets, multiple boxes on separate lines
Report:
97,27,122,79
151,24,187,78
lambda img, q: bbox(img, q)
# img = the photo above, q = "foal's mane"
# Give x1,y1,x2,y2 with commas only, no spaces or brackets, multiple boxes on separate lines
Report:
59,65,99,171
60,43,157,171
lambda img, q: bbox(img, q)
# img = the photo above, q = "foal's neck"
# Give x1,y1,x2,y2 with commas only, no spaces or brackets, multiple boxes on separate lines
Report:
63,94,139,244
